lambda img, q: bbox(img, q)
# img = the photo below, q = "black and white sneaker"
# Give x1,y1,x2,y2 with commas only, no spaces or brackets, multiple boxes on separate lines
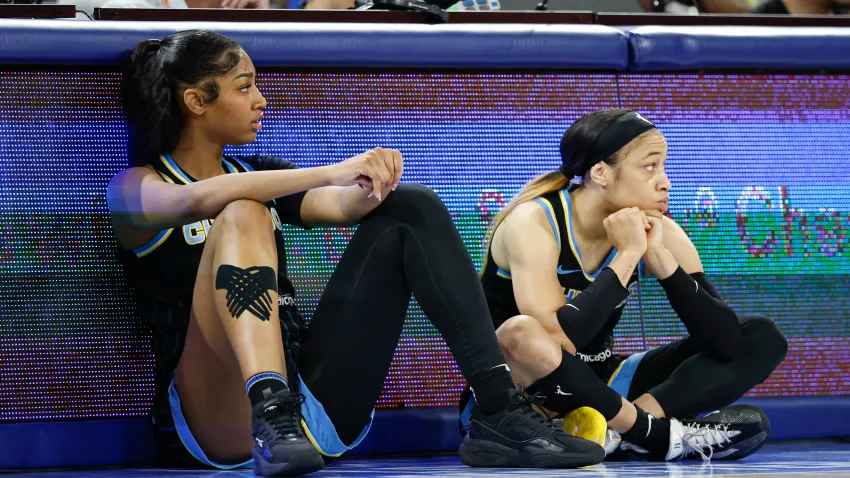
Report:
667,405,770,461
251,389,325,477
458,386,605,468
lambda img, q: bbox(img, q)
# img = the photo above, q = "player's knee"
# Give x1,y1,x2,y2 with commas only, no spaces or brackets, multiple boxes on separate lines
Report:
390,183,441,206
742,315,788,367
496,315,537,351
497,315,560,368
382,184,449,220
215,200,270,235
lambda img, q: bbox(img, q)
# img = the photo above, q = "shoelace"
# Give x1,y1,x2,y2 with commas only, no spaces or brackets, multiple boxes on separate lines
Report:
511,387,555,430
679,423,733,462
263,393,307,438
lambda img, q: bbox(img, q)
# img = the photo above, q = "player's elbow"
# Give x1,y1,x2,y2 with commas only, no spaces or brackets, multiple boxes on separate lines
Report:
560,337,577,355
183,185,211,223
555,304,594,351
550,325,578,355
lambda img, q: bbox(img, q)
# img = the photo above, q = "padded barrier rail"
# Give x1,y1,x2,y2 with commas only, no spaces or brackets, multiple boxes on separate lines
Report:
4,20,850,70
0,20,629,69
626,26,850,71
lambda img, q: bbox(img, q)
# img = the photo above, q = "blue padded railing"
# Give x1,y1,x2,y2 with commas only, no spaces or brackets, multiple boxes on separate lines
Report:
4,21,850,70
0,20,629,69
627,26,850,71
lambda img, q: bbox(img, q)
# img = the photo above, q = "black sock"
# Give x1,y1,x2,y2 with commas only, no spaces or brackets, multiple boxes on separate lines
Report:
468,364,514,415
526,349,623,420
246,372,288,407
621,406,671,457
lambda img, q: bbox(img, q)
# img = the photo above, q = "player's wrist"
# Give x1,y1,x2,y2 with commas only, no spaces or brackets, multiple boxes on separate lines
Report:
643,247,677,279
614,249,643,265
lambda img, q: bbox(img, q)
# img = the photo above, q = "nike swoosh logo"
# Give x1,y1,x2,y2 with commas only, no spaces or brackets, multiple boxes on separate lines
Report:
557,266,583,275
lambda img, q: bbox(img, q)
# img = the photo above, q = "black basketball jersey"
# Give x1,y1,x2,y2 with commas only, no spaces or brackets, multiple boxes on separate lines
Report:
480,186,641,369
116,153,310,444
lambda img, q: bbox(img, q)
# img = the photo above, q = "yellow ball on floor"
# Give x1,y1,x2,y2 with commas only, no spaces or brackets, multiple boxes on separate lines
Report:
561,406,608,446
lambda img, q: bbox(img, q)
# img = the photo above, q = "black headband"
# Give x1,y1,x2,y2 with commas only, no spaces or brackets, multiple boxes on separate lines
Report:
560,111,657,178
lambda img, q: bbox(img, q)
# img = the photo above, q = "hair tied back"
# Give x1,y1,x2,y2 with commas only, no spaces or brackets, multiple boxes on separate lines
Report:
143,39,162,55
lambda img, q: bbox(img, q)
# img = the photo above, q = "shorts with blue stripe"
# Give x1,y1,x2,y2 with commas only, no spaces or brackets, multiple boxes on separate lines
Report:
606,351,648,398
168,375,374,469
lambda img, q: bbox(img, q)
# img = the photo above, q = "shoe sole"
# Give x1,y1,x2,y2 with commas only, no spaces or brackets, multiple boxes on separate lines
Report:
730,431,768,460
252,447,326,477
562,407,608,446
700,430,769,461
458,435,605,468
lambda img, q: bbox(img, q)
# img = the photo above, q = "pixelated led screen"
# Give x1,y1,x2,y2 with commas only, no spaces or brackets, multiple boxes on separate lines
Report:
1,72,848,421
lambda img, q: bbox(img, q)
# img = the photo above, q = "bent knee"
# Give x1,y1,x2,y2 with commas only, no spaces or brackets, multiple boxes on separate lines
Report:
742,315,788,363
391,183,441,204
214,200,271,233
496,315,542,346
497,315,559,357
383,184,448,216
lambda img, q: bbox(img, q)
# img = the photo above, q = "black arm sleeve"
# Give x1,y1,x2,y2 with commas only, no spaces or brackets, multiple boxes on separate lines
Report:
234,155,310,229
556,267,629,350
659,267,742,362
692,272,722,300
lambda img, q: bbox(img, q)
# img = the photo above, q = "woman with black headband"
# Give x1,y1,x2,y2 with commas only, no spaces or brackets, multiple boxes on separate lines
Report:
459,109,788,461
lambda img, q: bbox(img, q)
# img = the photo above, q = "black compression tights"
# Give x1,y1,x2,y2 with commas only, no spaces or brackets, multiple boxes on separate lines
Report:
627,315,788,418
525,316,787,422
297,184,509,444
